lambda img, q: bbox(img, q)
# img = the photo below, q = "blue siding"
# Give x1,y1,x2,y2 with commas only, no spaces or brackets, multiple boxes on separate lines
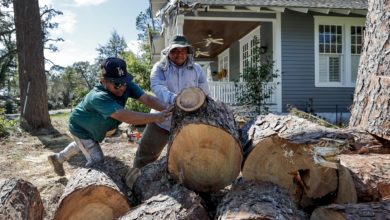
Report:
281,10,357,113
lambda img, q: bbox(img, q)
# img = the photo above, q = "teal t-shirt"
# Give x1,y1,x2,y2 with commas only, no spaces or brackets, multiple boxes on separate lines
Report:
69,82,144,142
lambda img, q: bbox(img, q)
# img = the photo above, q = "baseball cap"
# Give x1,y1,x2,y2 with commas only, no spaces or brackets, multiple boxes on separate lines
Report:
101,57,133,83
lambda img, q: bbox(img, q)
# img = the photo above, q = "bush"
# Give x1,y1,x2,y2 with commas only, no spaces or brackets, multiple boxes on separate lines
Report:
0,108,17,138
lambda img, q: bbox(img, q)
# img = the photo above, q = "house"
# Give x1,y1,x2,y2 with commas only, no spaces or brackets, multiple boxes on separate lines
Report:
149,0,368,123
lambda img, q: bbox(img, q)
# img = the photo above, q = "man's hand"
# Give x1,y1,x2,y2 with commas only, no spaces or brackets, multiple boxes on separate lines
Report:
155,105,173,122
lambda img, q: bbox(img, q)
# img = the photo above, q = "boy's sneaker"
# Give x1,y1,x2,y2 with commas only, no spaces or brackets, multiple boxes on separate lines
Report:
48,154,65,176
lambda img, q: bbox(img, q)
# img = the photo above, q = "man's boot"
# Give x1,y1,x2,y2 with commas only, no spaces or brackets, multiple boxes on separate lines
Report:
48,154,65,176
124,167,141,189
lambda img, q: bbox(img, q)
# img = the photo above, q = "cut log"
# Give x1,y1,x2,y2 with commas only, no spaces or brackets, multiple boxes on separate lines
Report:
133,157,175,202
176,87,205,112
241,114,354,204
168,88,243,192
339,154,390,201
0,178,44,220
215,180,307,220
53,167,130,220
310,201,390,220
120,184,209,220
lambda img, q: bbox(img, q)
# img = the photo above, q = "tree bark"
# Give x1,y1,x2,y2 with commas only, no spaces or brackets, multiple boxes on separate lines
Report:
349,0,390,141
215,181,307,220
53,167,130,220
167,90,243,192
0,178,44,220
240,114,354,204
120,184,209,220
133,157,175,202
310,201,390,220
339,154,390,202
13,0,51,129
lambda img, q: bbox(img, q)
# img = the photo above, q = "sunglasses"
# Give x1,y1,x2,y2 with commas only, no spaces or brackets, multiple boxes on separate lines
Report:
112,82,127,89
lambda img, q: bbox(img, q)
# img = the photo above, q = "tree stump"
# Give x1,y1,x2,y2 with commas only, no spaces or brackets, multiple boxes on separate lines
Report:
168,87,243,192
120,184,209,220
215,180,307,220
339,154,390,201
241,114,355,204
0,178,44,220
310,201,390,220
53,167,130,220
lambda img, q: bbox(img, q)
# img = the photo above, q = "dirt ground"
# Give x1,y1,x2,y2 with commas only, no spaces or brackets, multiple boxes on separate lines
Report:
0,114,149,219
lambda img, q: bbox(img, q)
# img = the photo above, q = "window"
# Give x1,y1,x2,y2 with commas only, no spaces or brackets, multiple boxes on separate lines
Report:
240,26,261,81
315,17,365,87
218,48,230,81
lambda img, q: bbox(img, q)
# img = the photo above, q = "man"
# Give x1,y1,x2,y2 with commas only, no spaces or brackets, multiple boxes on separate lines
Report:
48,57,172,176
125,35,210,187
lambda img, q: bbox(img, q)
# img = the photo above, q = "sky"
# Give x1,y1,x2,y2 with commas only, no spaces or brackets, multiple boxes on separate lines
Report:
39,0,150,67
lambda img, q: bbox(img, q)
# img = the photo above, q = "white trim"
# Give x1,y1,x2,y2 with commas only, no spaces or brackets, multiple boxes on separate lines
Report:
176,15,184,35
184,16,276,22
330,9,351,15
224,5,235,11
267,7,285,12
189,8,276,14
246,6,261,12
309,8,330,14
314,16,365,88
288,7,309,13
273,13,282,113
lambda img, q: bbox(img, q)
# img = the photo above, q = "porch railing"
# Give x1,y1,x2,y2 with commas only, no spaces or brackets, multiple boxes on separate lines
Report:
208,81,277,105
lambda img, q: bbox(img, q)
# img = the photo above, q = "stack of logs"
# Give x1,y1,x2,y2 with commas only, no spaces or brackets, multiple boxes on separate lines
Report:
1,87,389,220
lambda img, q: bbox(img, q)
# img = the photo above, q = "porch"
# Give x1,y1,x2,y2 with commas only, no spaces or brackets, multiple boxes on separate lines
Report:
208,81,278,111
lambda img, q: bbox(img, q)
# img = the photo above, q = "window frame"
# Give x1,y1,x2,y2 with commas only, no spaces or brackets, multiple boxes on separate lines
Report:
314,16,365,87
239,26,261,82
218,48,230,81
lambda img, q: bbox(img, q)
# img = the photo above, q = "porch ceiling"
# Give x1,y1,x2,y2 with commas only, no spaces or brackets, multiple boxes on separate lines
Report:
183,20,261,58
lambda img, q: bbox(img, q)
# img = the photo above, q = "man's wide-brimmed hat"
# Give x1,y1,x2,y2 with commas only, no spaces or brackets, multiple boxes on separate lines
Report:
168,35,192,53
101,57,133,84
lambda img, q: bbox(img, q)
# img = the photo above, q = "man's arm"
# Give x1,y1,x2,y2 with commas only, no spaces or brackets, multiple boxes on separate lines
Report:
110,108,171,125
137,93,168,111
150,64,177,105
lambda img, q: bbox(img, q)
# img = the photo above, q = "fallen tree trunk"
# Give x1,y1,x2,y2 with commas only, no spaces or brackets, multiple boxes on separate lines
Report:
215,180,307,220
120,184,209,220
53,167,130,220
339,154,390,201
168,87,243,192
310,201,390,220
0,178,44,220
133,157,175,202
240,114,355,204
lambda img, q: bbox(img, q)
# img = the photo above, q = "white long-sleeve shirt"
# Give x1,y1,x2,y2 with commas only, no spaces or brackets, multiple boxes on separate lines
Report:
150,60,210,131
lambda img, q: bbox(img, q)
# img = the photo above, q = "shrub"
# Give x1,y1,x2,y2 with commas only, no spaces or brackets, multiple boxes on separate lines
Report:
0,108,17,138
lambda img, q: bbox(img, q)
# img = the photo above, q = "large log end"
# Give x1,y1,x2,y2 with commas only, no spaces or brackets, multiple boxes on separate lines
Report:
0,178,44,220
168,124,242,192
53,168,130,220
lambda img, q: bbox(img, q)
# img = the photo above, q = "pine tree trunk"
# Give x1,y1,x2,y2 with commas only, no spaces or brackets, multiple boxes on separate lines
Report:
310,201,390,220
240,114,355,205
167,88,243,192
13,0,51,129
53,168,130,220
215,181,307,220
120,185,209,220
349,0,390,141
0,178,44,220
133,157,174,202
339,154,390,201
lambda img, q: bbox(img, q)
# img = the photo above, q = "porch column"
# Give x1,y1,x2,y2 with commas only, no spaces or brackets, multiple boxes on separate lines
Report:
176,14,184,35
